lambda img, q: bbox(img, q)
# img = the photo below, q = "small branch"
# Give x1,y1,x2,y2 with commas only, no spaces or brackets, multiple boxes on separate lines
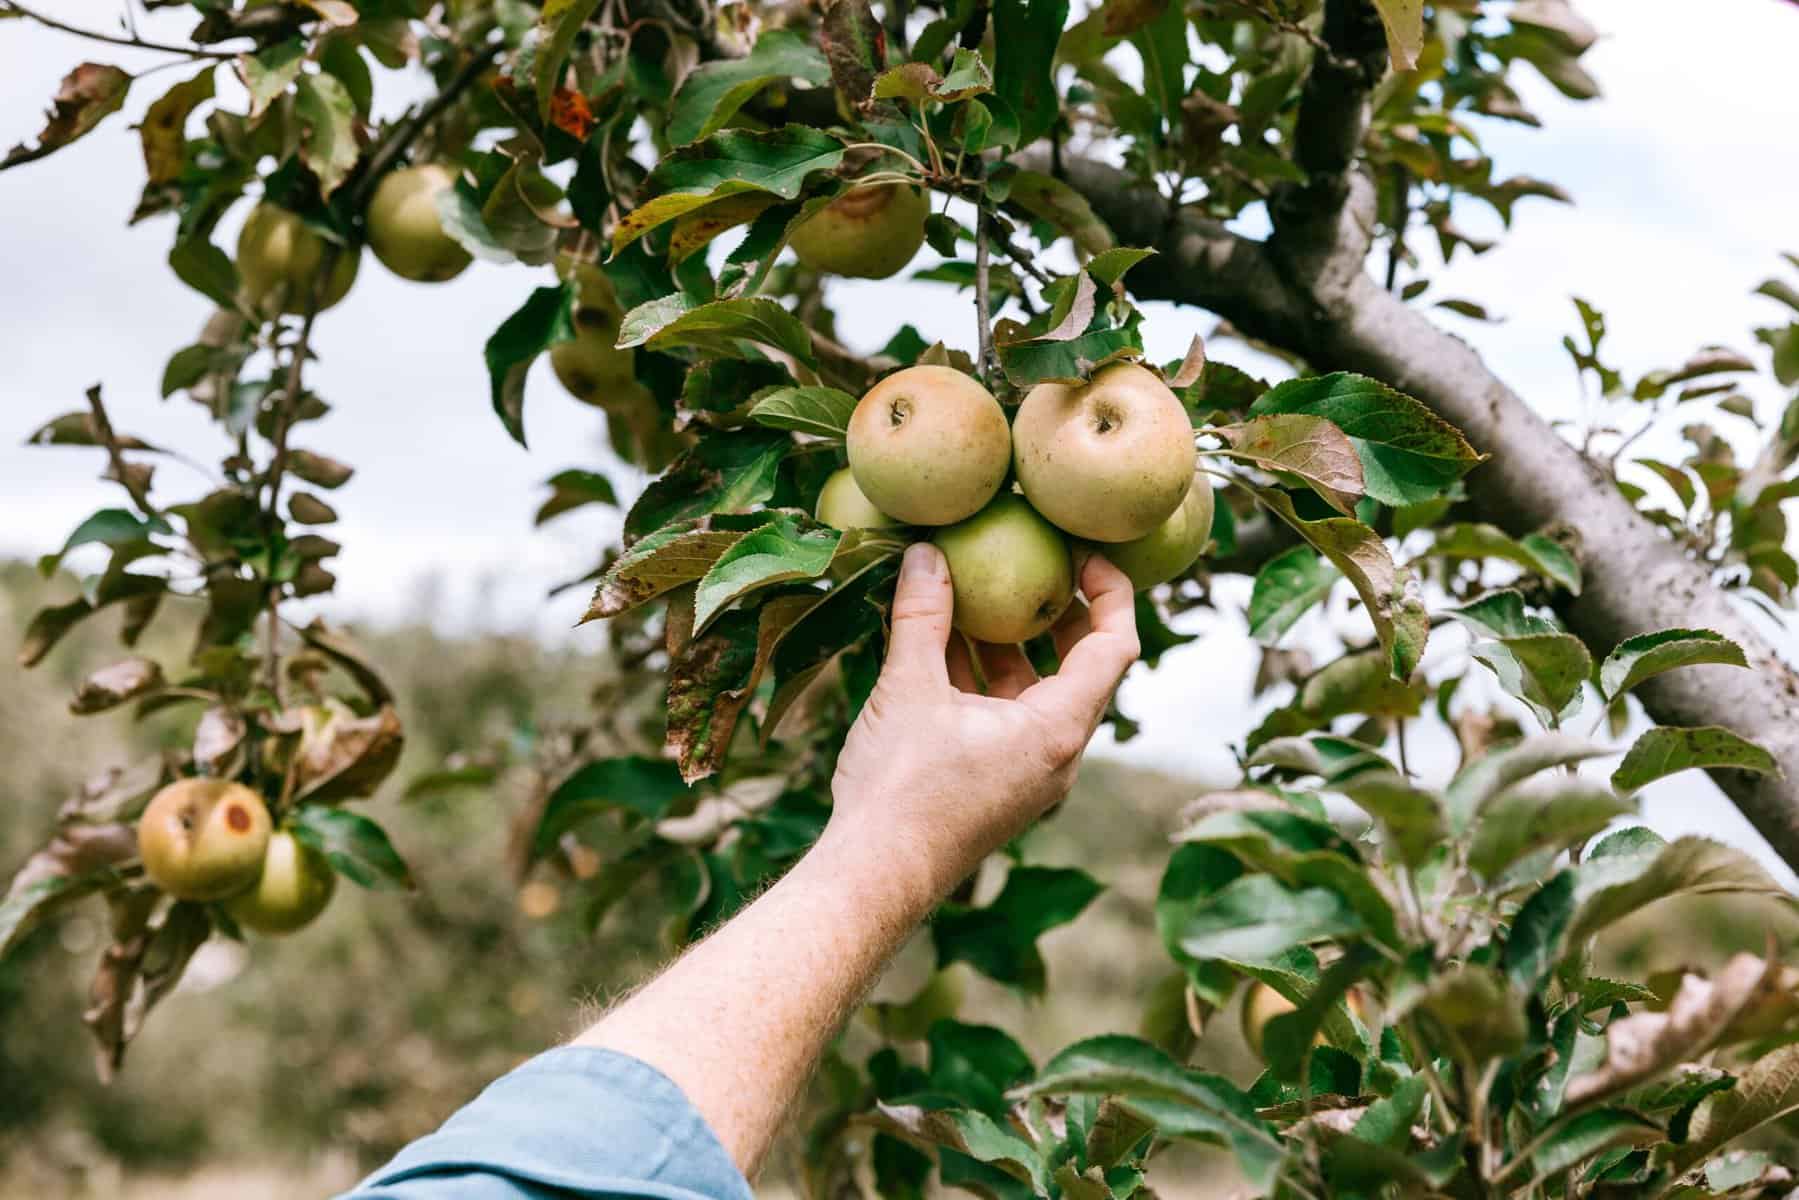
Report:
85,386,158,518
349,40,500,210
3,1,239,59
974,211,998,385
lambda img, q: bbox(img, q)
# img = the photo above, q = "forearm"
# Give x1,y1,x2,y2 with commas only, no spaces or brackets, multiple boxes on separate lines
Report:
573,819,936,1177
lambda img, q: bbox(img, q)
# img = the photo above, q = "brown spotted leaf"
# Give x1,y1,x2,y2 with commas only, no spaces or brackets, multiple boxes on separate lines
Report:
1667,1042,1799,1172
70,657,164,715
820,0,888,111
1215,415,1366,515
666,606,762,782
3,63,131,170
139,66,216,186
292,702,405,803
193,706,247,774
583,520,764,623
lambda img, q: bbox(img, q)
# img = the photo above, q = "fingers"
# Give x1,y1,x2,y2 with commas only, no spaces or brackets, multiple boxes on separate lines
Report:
1050,597,1091,663
1023,553,1140,724
977,642,1039,700
884,543,955,688
946,634,979,694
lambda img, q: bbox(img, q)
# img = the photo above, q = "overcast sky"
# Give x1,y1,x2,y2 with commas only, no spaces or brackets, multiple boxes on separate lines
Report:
4,1,1799,884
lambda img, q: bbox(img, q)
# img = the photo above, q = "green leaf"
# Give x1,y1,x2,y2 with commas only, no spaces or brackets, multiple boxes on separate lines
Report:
1,868,120,960
866,1105,1048,1195
668,30,832,145
1169,874,1362,966
995,323,1140,388
1427,523,1582,594
1336,772,1445,869
1612,725,1779,791
239,39,305,117
1086,247,1157,289
535,469,618,525
1597,629,1748,701
40,509,171,577
1444,734,1610,833
140,67,216,186
1249,485,1429,679
583,520,760,622
819,0,888,110
935,48,994,102
1669,1044,1799,1171
1370,0,1425,70
532,0,605,122
764,558,899,738
610,126,845,254
532,756,695,858
926,1022,1034,1118
618,295,818,368
992,0,1070,147
293,73,358,195
1503,870,1575,991
623,432,791,540
1450,591,1592,723
1246,547,1338,646
290,806,414,891
932,866,1102,994
1410,964,1527,1064
169,236,240,309
484,283,576,446
748,386,859,439
3,63,131,169
1250,373,1484,506
1467,778,1635,881
1005,170,1114,255
692,515,840,633
1566,834,1791,948
1213,414,1365,514
1022,1036,1282,1191
1530,1108,1660,1178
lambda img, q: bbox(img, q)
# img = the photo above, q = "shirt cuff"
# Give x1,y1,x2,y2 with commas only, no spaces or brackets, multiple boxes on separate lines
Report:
348,1046,752,1200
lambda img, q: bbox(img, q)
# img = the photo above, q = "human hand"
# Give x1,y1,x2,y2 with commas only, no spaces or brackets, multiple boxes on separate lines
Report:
825,542,1141,905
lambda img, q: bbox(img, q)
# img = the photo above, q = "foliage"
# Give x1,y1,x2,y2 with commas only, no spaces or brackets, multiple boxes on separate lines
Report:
7,0,1799,1195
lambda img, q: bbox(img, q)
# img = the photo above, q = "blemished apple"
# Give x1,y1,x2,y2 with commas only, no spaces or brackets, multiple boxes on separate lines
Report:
1012,362,1198,542
815,466,902,530
789,183,930,279
846,365,1011,526
550,257,638,406
237,203,359,316
1103,474,1216,589
366,164,473,283
225,830,337,934
136,779,273,901
933,493,1074,644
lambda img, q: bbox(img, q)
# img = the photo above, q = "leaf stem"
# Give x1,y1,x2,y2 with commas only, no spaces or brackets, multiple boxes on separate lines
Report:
84,386,158,519
839,141,929,176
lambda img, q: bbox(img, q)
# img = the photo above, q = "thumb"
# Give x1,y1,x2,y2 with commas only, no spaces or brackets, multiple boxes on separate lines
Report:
884,542,954,686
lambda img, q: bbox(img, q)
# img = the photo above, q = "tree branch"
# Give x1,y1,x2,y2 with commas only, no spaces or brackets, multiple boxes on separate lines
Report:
3,1,239,60
1044,150,1799,873
348,40,500,211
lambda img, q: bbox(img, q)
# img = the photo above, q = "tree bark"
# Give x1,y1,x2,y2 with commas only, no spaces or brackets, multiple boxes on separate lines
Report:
1045,152,1799,874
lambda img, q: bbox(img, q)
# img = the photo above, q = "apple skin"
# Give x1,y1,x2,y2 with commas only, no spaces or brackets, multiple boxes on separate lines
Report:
136,779,273,901
1240,981,1298,1061
224,830,337,934
550,258,638,405
366,164,472,283
237,203,359,316
847,365,1011,526
933,493,1075,643
1102,474,1216,590
816,467,902,530
789,183,930,279
1012,363,1198,542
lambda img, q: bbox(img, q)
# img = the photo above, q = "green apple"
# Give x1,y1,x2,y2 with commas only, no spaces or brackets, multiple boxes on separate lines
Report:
550,257,637,406
1012,362,1197,542
366,163,472,283
789,183,930,279
237,203,359,316
1102,474,1216,589
847,365,1011,526
225,830,337,934
933,493,1074,643
136,779,273,901
816,466,901,530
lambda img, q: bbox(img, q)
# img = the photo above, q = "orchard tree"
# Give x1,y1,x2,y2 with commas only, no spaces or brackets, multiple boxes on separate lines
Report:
6,0,1799,1194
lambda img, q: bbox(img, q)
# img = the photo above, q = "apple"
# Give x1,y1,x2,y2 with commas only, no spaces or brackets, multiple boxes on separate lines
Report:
550,258,638,406
816,466,902,530
1012,362,1197,542
366,163,473,283
1103,473,1216,589
846,365,1011,526
136,779,273,901
933,493,1075,643
789,183,930,279
1240,981,1298,1061
237,203,359,316
224,830,336,934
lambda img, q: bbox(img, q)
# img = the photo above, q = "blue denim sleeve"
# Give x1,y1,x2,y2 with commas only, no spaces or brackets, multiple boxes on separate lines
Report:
336,1047,753,1200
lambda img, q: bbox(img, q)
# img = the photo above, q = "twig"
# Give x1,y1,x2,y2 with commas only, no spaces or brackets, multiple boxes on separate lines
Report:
1385,164,1408,292
349,40,500,210
974,211,998,385
3,0,239,59
84,386,158,518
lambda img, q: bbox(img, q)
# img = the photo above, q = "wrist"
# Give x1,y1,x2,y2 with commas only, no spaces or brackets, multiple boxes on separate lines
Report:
803,812,946,928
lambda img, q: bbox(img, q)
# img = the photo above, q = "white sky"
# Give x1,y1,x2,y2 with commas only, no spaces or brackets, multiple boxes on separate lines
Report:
3,1,1799,884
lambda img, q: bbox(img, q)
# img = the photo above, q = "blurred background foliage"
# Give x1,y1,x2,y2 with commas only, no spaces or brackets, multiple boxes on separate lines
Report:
4,558,1795,1198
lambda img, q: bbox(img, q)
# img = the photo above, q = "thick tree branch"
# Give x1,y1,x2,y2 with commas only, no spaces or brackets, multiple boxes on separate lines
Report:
1048,151,1799,872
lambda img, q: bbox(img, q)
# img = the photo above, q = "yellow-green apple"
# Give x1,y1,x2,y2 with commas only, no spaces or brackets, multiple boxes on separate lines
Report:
1102,474,1216,589
365,163,472,283
847,365,1011,526
933,493,1074,643
136,779,273,901
225,830,337,934
789,183,930,279
237,203,359,316
816,466,902,530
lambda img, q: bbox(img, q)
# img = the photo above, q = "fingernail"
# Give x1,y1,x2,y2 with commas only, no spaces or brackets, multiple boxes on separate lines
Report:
904,542,944,578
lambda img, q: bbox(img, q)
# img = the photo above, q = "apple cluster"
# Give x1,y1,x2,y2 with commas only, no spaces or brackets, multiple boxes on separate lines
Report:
136,779,335,935
820,362,1213,644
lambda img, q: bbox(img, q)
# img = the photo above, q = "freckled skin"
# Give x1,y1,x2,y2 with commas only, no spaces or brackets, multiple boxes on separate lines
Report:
136,778,273,901
1103,474,1216,589
846,366,1011,526
1012,363,1198,542
932,493,1074,643
789,184,930,279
